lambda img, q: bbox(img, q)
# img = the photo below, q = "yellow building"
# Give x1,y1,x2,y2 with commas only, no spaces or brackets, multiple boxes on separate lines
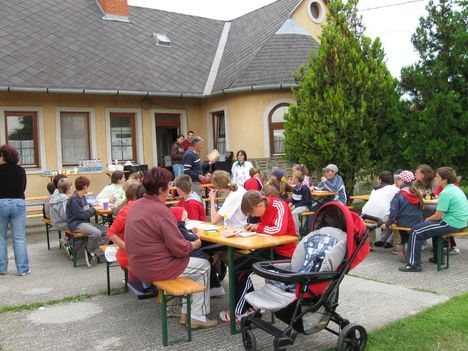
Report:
0,0,328,196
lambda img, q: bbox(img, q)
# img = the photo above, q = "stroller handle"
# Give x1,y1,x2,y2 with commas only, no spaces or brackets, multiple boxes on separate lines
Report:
252,261,340,284
361,214,383,230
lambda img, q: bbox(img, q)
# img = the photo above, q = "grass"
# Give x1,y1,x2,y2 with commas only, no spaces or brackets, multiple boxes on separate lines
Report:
365,293,468,351
0,287,125,314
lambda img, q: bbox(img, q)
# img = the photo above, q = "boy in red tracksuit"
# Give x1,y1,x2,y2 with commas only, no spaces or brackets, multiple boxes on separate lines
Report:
219,190,297,323
174,174,206,221
243,168,264,191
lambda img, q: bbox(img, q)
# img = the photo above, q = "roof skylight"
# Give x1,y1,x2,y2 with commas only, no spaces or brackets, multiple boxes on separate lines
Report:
153,33,172,47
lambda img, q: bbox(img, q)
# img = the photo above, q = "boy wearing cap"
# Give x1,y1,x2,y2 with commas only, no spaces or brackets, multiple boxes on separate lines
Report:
310,164,347,211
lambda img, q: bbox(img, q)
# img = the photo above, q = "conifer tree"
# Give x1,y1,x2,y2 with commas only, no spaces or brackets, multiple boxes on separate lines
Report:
284,0,400,197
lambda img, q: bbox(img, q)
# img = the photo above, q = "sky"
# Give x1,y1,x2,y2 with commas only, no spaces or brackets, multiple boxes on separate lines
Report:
129,0,430,78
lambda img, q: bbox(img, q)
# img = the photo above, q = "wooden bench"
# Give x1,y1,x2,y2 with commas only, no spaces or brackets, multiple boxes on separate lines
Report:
64,230,89,268
436,230,468,271
153,277,207,347
42,218,63,250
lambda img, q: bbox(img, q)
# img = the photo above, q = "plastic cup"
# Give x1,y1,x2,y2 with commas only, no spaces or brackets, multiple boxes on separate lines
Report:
103,202,109,210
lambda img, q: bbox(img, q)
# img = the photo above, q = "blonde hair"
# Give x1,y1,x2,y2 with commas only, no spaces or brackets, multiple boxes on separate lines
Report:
212,170,238,191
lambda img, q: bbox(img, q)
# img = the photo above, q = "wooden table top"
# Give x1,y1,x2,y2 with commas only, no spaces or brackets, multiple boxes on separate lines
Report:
95,208,113,215
310,190,337,197
350,194,370,201
197,225,298,250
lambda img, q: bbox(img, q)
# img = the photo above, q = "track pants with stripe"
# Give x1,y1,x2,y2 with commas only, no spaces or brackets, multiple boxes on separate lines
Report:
407,220,458,266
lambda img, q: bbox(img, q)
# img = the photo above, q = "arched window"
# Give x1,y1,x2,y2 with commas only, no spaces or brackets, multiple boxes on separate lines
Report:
268,103,289,156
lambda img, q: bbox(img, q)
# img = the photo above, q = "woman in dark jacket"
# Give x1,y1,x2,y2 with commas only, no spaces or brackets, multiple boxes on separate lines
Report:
0,144,29,276
170,135,185,178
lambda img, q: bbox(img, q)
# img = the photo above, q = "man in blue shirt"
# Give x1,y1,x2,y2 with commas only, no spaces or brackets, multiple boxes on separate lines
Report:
183,136,212,195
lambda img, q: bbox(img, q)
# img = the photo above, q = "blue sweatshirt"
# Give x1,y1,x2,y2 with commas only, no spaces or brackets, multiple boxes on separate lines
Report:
316,174,347,204
66,192,96,231
183,148,203,183
292,183,311,208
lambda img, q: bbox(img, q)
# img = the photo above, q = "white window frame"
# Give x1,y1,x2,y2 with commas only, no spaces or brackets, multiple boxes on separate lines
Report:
105,108,143,164
263,98,295,158
307,0,327,24
206,106,229,154
55,107,96,169
0,106,46,173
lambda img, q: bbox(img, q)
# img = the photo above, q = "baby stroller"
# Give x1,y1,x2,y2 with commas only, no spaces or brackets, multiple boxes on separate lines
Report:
240,201,380,351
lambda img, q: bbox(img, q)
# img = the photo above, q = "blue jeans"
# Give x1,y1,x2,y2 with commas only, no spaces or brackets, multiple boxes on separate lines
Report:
172,164,184,178
0,198,29,274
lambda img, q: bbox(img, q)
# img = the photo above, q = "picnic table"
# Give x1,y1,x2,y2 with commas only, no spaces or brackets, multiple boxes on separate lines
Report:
197,224,298,334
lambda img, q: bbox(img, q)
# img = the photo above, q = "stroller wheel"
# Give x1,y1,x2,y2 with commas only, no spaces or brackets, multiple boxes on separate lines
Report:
242,329,257,351
337,323,367,351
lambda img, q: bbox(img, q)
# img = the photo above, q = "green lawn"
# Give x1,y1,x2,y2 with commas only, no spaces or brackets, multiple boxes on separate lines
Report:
366,293,468,351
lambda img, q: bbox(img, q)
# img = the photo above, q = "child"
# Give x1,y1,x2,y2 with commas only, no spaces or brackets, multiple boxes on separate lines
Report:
289,171,311,235
381,171,424,261
96,170,126,209
174,174,206,221
267,169,289,200
49,178,73,232
43,181,56,219
289,163,310,187
361,171,399,248
219,190,297,323
243,168,264,191
66,176,108,263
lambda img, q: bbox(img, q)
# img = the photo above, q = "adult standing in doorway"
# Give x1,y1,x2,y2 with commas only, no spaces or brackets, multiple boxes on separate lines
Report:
183,136,212,196
182,130,194,151
171,134,185,178
231,150,253,187
0,144,29,276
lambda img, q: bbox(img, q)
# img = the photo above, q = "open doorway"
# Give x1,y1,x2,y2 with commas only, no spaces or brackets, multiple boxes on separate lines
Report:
155,113,181,167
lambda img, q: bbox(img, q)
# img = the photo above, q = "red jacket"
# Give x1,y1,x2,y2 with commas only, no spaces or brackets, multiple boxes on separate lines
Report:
106,200,135,268
125,194,193,282
176,192,206,221
258,196,297,257
244,175,264,191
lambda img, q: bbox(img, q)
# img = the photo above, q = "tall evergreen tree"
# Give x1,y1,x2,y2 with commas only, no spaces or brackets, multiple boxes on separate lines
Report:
399,0,467,176
284,0,401,198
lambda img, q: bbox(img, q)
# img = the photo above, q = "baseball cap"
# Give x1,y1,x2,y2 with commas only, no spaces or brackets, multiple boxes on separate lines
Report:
398,170,415,183
322,164,338,173
272,169,285,179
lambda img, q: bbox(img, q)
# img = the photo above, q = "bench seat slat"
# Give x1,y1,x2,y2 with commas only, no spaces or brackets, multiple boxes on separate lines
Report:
153,277,206,296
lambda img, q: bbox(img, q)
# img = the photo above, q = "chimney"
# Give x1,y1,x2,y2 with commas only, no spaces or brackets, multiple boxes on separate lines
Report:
97,0,129,22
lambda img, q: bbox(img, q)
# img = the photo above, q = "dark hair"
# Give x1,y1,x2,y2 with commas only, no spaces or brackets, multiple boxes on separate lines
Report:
236,150,248,161
46,182,56,195
142,167,172,196
212,170,238,191
75,176,90,191
241,190,268,215
187,130,194,135
436,167,457,184
177,134,184,139
0,144,19,164
225,151,234,162
174,174,192,194
416,164,435,188
111,171,125,184
53,174,67,188
378,171,393,185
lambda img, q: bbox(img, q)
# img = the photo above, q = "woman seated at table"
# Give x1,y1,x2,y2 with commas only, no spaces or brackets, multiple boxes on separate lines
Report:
96,170,126,210
400,167,468,272
209,170,247,227
219,190,297,323
125,167,217,329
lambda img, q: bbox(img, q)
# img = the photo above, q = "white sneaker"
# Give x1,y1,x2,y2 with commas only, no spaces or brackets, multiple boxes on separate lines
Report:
210,286,225,297
449,248,460,255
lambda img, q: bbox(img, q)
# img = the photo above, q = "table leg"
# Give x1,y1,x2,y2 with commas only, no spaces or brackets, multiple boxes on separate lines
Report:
227,246,237,334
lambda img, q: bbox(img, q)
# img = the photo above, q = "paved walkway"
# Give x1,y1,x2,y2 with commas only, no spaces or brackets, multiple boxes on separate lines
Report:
0,223,466,350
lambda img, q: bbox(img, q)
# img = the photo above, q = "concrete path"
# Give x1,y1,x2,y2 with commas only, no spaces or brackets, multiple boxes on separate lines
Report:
0,224,466,350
